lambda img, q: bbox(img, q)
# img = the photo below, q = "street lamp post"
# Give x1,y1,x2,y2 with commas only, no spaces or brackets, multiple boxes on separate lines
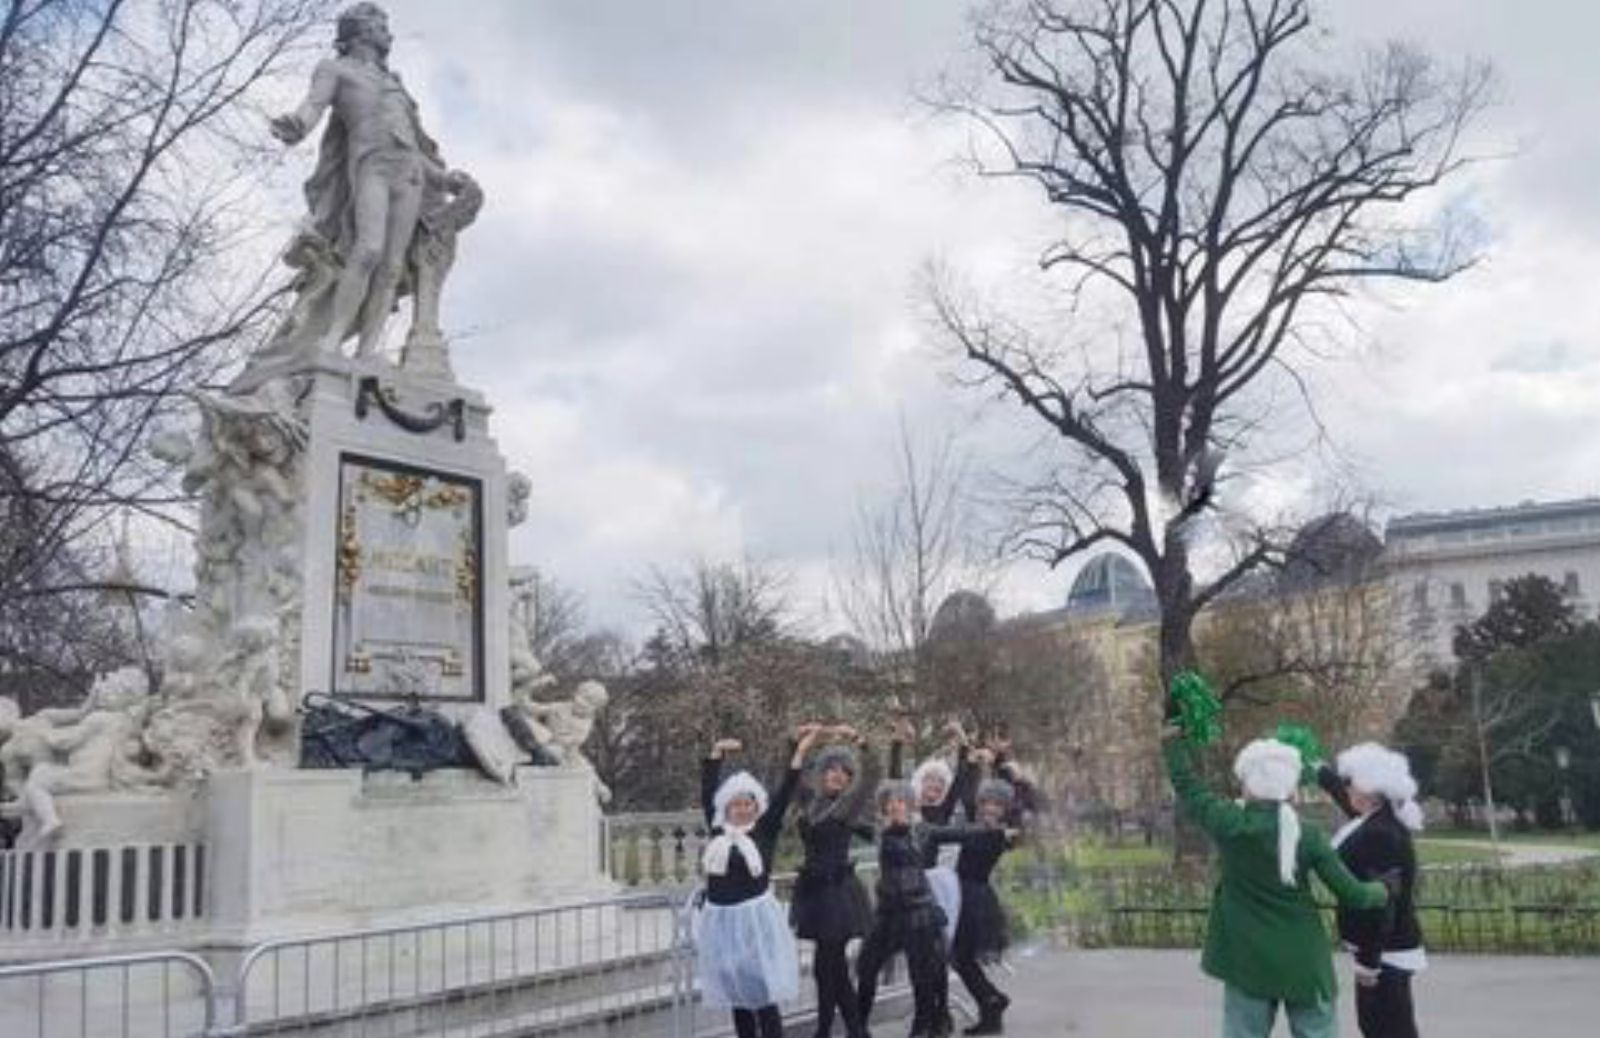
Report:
1554,745,1574,829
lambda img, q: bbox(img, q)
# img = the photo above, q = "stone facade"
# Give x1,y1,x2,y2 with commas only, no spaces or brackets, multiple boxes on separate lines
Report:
1386,497,1600,669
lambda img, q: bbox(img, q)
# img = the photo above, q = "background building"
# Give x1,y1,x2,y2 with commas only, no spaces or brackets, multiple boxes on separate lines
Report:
1386,498,1600,669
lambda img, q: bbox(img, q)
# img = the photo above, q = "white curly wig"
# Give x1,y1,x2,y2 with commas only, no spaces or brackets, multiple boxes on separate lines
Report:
1337,742,1424,832
1233,738,1304,887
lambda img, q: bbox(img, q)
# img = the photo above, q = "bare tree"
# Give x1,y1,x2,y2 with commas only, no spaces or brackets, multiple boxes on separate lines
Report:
510,567,593,682
833,418,992,659
0,0,333,683
637,557,790,664
928,0,1492,687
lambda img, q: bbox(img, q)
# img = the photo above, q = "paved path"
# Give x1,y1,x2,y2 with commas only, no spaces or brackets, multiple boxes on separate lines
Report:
991,946,1600,1036
1428,839,1600,867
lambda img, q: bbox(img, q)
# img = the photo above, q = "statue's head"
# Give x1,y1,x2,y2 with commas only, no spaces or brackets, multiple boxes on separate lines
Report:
336,3,391,58
573,681,609,714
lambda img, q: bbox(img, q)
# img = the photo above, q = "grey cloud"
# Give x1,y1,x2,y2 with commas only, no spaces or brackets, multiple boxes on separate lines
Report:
1490,340,1592,375
350,1,1600,635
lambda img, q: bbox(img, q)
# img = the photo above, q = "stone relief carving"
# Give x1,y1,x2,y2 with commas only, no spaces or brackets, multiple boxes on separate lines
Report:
0,668,167,847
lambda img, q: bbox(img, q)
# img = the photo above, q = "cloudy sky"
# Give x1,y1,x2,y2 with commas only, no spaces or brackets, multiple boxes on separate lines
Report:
291,0,1600,638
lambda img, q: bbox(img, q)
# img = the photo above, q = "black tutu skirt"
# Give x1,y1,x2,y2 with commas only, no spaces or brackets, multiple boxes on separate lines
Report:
952,881,1008,962
790,866,873,941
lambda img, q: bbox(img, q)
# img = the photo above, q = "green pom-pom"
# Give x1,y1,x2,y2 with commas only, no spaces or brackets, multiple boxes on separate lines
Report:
1170,670,1223,746
1272,723,1324,785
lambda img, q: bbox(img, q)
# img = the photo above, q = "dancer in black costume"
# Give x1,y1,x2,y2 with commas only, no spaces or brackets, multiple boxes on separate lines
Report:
791,726,877,1038
931,777,1019,1035
694,727,818,1038
855,779,951,1038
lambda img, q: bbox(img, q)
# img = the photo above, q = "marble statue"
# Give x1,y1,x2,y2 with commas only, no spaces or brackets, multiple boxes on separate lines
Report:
513,681,612,804
233,1,480,388
0,668,163,847
401,169,483,378
507,472,532,528
146,387,308,773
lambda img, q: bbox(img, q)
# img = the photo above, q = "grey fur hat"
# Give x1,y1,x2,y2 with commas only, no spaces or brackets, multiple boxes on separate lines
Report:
812,743,859,778
876,778,917,812
975,777,1016,808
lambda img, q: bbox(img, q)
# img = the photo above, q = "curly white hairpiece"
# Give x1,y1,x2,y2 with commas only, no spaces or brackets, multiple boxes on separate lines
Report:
1337,742,1424,832
1233,738,1304,887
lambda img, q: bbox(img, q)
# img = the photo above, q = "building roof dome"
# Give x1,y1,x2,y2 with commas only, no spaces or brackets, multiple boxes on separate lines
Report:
928,590,997,641
1066,554,1155,615
1277,512,1384,592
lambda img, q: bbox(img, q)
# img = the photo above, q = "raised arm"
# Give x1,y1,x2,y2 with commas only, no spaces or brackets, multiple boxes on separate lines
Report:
702,737,740,827
1304,828,1389,911
944,722,976,822
762,725,820,833
887,715,914,779
836,730,880,824
1317,763,1358,819
1162,734,1246,841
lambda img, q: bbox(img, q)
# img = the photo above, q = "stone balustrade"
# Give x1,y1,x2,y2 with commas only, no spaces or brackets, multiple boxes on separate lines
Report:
603,811,709,887
0,841,208,953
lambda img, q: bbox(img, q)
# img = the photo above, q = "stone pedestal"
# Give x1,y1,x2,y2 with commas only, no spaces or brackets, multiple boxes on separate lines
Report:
205,766,609,945
0,766,611,960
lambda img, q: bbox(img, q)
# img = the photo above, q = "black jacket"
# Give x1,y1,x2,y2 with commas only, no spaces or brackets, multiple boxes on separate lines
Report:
1320,766,1424,968
796,743,879,876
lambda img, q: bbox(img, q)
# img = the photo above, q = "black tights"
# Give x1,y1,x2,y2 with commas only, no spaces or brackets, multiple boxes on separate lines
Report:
856,925,948,1032
813,939,865,1036
952,948,1005,1008
732,1005,784,1038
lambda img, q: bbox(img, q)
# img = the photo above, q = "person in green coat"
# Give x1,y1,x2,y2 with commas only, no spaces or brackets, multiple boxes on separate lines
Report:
1163,728,1389,1038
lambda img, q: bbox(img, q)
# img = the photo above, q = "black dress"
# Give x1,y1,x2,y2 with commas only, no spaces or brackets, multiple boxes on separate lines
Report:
931,826,1013,962
790,749,876,941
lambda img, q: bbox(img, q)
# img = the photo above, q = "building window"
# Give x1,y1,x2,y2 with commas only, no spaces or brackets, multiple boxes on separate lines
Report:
1412,581,1430,609
1489,579,1505,603
1565,571,1581,596
1450,582,1467,609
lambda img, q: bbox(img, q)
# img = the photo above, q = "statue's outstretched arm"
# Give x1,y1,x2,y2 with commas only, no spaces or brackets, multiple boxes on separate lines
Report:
271,59,339,145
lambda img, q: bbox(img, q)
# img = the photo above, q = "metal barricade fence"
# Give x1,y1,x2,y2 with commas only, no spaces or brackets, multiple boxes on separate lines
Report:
228,891,688,1037
0,951,218,1038
1,885,926,1037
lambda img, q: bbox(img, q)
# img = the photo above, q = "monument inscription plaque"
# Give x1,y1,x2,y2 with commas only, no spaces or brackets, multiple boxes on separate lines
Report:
331,453,484,701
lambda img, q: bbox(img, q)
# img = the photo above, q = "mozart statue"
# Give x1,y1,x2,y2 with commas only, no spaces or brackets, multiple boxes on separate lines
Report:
243,3,479,384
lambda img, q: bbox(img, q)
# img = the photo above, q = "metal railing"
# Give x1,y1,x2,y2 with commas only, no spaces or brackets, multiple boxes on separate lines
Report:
229,891,688,1036
1003,855,1600,955
0,873,932,1037
0,950,217,1038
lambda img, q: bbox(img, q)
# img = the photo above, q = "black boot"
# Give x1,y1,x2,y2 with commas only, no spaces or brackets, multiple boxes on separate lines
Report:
962,995,1009,1036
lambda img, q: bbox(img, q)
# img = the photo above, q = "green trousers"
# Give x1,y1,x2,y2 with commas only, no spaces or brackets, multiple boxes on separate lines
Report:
1222,984,1337,1038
